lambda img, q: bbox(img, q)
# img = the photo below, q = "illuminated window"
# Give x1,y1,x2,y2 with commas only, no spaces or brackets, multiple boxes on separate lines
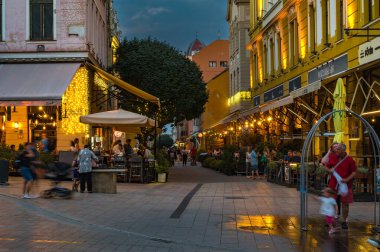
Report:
289,19,299,67
309,3,316,53
209,61,217,68
30,0,53,40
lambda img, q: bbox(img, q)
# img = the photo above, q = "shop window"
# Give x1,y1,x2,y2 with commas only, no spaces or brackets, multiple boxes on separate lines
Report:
220,61,228,67
209,61,217,68
309,3,316,53
30,0,53,41
289,19,299,67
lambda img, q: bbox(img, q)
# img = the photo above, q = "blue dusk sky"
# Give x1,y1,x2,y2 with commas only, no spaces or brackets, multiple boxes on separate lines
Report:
113,0,229,53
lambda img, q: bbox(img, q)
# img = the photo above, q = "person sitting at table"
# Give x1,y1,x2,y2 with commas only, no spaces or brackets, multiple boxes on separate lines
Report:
112,140,123,156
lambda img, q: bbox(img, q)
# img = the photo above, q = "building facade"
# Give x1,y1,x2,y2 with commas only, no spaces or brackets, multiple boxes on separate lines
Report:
0,0,120,151
246,0,380,157
226,0,251,114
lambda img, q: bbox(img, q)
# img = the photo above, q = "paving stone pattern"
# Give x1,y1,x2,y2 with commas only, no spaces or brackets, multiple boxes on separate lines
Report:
0,162,378,251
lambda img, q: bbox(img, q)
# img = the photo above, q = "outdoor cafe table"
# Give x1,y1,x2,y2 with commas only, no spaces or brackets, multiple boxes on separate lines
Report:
92,168,127,193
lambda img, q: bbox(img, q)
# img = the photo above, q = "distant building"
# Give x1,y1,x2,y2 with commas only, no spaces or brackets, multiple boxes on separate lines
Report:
176,39,229,146
186,38,206,58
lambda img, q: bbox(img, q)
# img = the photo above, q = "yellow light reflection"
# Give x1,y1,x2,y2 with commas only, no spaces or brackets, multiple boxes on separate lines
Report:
32,239,82,244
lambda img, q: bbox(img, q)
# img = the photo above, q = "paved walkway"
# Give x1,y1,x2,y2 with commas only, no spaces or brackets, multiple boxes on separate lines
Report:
0,163,378,251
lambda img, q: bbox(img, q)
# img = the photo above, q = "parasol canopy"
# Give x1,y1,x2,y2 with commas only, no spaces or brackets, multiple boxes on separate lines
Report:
80,109,155,132
333,78,346,143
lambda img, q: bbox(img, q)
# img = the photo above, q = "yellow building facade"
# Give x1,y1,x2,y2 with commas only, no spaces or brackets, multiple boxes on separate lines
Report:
246,0,380,158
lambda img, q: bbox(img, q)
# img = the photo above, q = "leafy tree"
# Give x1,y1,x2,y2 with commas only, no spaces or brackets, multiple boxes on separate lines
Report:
112,38,208,127
156,134,174,149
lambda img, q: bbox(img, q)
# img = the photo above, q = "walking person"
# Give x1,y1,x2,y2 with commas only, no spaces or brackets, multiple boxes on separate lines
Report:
322,143,357,229
320,187,338,234
181,148,188,166
77,144,98,193
19,142,37,199
245,146,251,178
250,146,259,179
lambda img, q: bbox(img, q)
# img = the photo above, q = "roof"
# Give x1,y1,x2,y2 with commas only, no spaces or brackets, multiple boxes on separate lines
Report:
186,38,206,56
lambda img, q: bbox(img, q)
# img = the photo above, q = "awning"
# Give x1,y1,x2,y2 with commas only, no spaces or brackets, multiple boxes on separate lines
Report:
87,63,160,106
290,81,321,98
239,107,260,118
0,63,81,106
260,95,293,112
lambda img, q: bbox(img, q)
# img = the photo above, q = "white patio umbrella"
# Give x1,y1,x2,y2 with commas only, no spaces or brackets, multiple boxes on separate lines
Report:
80,109,155,132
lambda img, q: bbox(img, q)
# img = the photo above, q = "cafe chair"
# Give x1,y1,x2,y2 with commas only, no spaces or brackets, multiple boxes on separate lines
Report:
129,157,143,183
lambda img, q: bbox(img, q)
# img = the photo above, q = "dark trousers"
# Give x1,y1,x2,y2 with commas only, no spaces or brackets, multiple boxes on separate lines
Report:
182,155,187,166
79,172,92,192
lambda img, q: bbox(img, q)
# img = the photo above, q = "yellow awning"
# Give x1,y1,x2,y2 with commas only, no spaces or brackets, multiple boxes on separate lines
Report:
87,63,160,106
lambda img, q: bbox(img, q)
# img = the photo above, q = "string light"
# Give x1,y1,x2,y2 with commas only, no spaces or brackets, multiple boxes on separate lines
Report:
62,67,90,135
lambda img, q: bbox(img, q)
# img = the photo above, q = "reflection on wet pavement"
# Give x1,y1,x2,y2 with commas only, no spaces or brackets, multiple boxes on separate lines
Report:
225,215,378,251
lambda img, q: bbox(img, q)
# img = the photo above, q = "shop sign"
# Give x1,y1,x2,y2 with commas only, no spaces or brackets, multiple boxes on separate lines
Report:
253,95,260,107
290,81,321,98
289,76,301,92
264,85,284,103
358,36,380,66
308,54,348,84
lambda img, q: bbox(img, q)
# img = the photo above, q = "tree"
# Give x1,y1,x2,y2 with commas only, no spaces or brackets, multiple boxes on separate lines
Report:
156,134,174,149
112,38,208,127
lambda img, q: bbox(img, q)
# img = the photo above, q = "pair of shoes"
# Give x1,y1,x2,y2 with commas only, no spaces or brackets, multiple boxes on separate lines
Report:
246,176,251,178
341,221,348,229
22,194,38,199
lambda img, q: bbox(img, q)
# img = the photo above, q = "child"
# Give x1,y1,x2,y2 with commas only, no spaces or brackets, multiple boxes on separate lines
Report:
71,153,80,192
320,187,338,234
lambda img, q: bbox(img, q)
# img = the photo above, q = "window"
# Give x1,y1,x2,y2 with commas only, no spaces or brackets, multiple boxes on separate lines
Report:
365,0,379,23
336,0,345,40
220,61,228,67
209,61,217,68
322,0,329,46
276,32,282,71
269,37,275,75
309,3,316,53
289,19,299,67
263,43,268,79
30,0,53,40
253,53,259,84
0,0,2,41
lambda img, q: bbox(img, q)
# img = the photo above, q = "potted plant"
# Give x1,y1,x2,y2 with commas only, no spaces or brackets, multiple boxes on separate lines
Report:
155,149,170,182
356,166,369,179
0,144,12,185
314,165,328,190
267,161,278,181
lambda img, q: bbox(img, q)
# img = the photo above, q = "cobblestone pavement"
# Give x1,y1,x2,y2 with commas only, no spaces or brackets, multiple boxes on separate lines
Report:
0,162,378,251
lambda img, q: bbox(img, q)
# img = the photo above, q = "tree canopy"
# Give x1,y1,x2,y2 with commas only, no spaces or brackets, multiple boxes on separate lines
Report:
112,38,208,127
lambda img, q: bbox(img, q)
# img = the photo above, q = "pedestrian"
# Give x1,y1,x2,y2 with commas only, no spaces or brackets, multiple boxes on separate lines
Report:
19,142,37,199
321,143,341,218
322,143,357,229
181,148,188,166
77,144,98,193
320,187,338,234
245,146,251,178
250,146,259,179
71,153,80,192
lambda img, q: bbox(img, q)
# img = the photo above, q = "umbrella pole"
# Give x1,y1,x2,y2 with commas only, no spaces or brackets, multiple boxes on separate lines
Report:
154,112,157,159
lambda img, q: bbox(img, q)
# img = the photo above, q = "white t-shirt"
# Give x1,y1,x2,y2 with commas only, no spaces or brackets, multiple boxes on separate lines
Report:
245,151,251,163
319,197,337,217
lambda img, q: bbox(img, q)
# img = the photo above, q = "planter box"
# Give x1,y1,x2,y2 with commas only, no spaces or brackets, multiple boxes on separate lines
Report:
157,173,167,183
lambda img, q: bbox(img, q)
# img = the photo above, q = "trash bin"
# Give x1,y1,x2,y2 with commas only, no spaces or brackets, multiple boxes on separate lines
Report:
0,159,9,185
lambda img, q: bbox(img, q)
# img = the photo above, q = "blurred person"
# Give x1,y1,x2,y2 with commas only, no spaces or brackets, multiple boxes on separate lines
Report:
181,148,188,166
245,146,251,178
69,140,76,152
19,143,37,199
74,138,80,151
123,139,133,157
71,153,80,192
40,134,49,153
77,144,98,193
250,146,259,179
191,146,197,166
320,187,338,235
322,143,357,229
112,140,123,155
